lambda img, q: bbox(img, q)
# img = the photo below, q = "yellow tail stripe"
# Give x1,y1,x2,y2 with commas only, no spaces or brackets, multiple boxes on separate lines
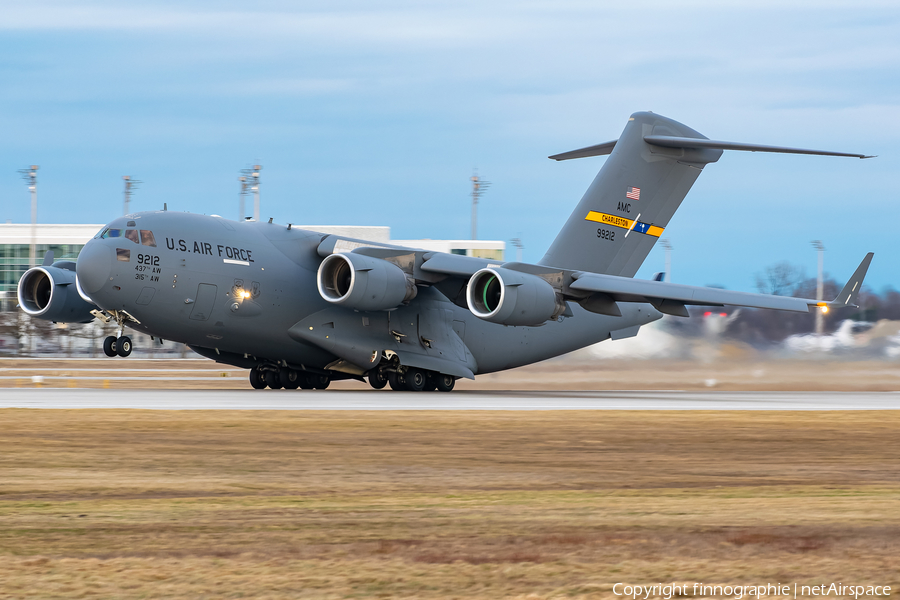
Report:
585,211,665,238
585,211,633,229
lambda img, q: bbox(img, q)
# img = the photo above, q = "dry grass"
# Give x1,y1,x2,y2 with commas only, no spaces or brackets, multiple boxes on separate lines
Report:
1,410,898,598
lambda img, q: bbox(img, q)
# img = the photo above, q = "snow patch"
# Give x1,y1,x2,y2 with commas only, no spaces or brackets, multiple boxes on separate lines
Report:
784,319,859,353
588,321,679,359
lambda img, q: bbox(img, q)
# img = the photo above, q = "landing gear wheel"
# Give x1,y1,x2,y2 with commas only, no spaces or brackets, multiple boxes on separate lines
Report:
298,375,315,390
368,370,388,390
436,374,456,392
280,369,301,390
249,368,266,389
116,336,132,357
423,373,438,392
264,370,283,389
388,372,406,391
404,368,427,392
103,336,117,357
312,375,330,390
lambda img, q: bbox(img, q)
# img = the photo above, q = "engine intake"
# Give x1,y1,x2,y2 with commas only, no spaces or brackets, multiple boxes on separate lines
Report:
466,267,561,326
17,266,95,323
317,252,417,311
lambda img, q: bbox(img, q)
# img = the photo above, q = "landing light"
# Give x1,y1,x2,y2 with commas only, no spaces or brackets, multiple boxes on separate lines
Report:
821,306,829,314
239,290,251,299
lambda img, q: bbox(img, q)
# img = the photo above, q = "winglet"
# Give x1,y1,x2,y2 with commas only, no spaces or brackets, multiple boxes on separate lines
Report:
832,252,874,307
811,252,874,311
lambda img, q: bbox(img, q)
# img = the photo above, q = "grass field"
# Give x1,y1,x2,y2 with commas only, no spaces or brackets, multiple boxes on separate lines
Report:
1,409,898,598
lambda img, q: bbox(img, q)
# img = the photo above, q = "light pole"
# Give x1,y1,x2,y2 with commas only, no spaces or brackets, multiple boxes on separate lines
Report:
123,176,142,215
510,237,524,262
238,176,250,220
470,171,490,240
660,238,672,283
240,164,262,221
811,240,825,336
18,165,39,267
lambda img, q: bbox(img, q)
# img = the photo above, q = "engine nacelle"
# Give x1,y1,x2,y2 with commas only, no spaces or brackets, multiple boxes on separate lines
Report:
317,252,417,311
17,265,95,323
466,267,561,326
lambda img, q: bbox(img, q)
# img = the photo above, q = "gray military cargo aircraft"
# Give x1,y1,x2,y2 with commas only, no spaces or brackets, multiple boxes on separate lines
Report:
17,111,874,392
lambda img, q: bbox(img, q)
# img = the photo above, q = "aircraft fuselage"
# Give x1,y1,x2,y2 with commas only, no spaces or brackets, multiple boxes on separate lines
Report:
74,211,661,375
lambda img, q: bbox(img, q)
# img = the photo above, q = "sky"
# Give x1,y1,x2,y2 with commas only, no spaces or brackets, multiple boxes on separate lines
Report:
1,0,898,293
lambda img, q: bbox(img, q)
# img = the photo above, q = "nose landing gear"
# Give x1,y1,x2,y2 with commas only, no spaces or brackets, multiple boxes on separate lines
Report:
103,335,133,357
94,309,139,358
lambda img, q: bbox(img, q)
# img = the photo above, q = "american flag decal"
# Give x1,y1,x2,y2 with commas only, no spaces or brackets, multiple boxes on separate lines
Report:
626,186,641,201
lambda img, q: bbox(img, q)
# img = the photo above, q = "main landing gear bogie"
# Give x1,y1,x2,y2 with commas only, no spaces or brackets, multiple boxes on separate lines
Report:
102,335,132,358
378,368,455,393
248,365,455,392
249,366,331,391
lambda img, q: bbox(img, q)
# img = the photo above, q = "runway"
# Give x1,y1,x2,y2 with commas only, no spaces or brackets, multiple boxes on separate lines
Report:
2,389,899,409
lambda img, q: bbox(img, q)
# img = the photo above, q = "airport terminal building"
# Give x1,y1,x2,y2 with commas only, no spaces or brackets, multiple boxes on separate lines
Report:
0,223,504,312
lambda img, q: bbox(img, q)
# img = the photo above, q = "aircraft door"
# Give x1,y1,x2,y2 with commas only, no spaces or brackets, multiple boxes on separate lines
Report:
190,284,217,321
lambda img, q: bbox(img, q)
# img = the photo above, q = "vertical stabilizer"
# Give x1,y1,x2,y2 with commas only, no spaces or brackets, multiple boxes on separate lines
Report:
540,112,722,276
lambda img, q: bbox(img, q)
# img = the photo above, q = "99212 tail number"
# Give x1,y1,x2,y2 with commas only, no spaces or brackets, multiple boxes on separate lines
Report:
597,228,615,241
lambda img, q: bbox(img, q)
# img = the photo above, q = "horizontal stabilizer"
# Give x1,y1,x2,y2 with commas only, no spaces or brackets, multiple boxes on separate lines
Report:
643,135,874,159
549,139,617,161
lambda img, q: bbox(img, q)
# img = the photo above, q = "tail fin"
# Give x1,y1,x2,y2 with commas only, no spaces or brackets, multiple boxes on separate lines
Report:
539,111,871,276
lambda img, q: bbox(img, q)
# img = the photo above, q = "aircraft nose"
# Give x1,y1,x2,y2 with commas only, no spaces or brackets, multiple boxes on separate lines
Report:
76,240,113,294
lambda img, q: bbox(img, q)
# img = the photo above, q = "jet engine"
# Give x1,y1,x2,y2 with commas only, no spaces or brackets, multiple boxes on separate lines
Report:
17,265,95,323
317,252,417,311
466,267,561,326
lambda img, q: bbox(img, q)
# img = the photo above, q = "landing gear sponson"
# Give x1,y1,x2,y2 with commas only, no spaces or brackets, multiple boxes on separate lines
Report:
248,365,456,392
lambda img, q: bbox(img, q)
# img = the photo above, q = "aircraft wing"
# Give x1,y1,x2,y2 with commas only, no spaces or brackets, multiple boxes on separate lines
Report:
316,234,497,281
419,252,498,277
314,233,873,318
569,253,873,316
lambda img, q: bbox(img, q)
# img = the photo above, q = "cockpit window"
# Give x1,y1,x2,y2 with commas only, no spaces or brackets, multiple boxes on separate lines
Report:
101,228,122,239
124,229,139,244
116,248,131,262
140,230,157,247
